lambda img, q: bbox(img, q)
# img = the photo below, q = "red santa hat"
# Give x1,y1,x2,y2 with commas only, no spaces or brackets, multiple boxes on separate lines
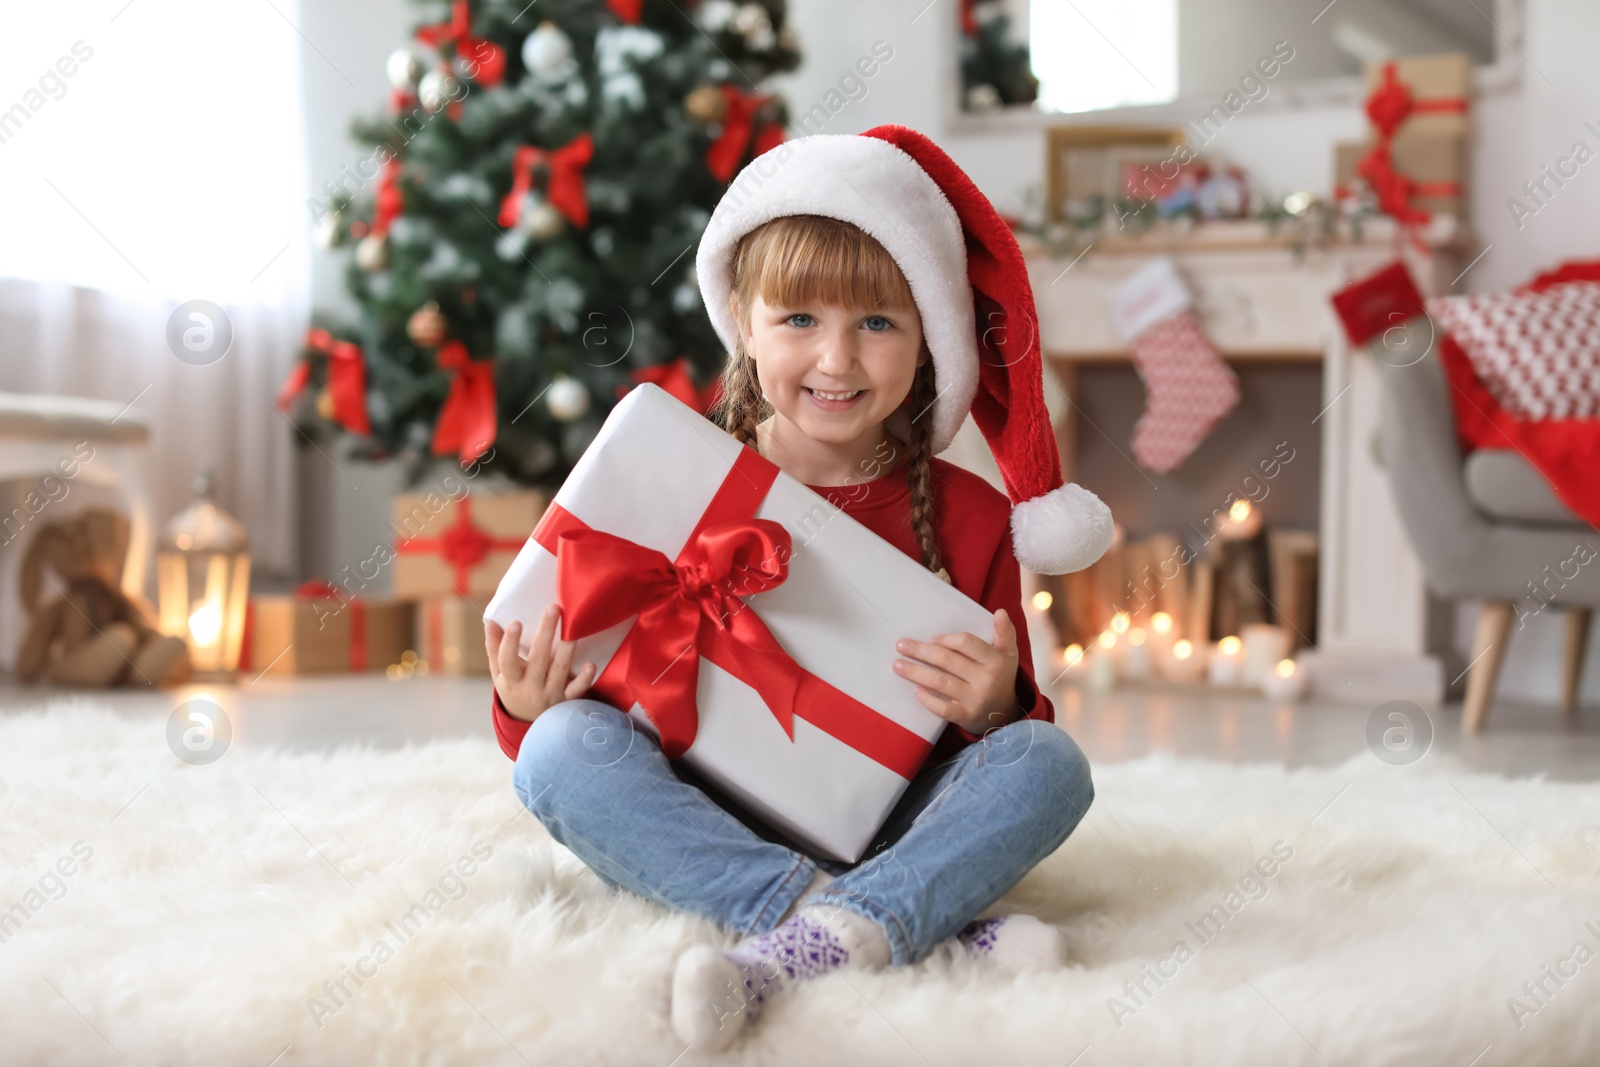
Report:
696,124,1114,575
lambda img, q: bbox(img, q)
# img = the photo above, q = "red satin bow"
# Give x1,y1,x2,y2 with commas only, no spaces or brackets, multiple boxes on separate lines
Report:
530,447,934,778
395,496,526,592
498,134,595,229
1356,61,1466,234
705,86,785,182
620,357,724,414
278,329,372,436
416,0,506,86
607,0,644,23
431,340,497,462
374,157,404,236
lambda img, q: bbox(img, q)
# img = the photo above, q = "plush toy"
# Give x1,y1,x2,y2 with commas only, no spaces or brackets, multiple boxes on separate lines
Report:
16,508,192,687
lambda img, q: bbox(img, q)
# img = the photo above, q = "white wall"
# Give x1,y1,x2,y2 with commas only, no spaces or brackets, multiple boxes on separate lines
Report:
300,0,1600,706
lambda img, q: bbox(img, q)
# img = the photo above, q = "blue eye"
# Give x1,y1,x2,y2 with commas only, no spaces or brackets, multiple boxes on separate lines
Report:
786,313,815,328
862,315,892,332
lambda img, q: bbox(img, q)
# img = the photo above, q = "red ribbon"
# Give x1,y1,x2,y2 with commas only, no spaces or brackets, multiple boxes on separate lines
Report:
619,357,724,414
277,329,372,436
1356,61,1467,240
705,86,786,182
498,134,595,229
960,0,978,35
531,447,933,778
1330,261,1427,347
295,580,368,671
430,340,496,462
416,0,506,86
374,157,404,236
607,0,644,23
396,496,526,592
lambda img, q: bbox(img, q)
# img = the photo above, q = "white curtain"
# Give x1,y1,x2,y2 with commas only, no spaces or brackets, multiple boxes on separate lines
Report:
0,0,313,577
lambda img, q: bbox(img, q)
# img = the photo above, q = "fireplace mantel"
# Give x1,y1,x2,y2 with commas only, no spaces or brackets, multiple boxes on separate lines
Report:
1023,218,1468,703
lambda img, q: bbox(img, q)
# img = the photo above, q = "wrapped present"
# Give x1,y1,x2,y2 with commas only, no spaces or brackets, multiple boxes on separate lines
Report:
484,383,997,862
241,581,415,677
1336,52,1470,232
392,490,547,598
417,596,491,676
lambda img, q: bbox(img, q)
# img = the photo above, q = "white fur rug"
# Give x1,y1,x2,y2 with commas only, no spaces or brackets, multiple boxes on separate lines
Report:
2,699,1598,1067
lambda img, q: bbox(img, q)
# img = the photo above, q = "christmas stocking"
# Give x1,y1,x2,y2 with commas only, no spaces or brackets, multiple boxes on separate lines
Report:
1108,256,1239,473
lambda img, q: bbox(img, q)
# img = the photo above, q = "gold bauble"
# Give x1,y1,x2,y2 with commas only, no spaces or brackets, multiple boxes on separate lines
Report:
407,301,448,347
316,389,336,420
686,85,727,124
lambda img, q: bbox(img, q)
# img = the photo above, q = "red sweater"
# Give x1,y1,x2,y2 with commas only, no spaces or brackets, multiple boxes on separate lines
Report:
491,455,1055,764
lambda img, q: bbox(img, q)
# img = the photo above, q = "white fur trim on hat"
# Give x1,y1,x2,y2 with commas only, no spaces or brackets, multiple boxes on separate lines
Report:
1010,484,1115,575
696,135,978,456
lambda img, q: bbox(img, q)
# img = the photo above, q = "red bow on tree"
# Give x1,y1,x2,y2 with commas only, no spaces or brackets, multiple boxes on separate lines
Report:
705,86,785,182
606,0,644,23
619,357,723,414
960,0,978,35
431,340,497,463
373,157,404,236
277,328,372,436
498,133,595,229
416,0,506,86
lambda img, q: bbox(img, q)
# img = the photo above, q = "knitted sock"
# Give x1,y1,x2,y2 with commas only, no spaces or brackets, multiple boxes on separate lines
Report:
956,913,1064,973
671,901,889,1050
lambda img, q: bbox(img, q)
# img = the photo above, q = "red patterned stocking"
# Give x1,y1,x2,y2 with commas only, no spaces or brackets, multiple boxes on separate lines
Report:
1109,257,1240,473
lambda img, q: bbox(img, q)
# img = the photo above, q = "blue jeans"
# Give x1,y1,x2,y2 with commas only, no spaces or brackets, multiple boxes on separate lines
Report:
511,698,1094,966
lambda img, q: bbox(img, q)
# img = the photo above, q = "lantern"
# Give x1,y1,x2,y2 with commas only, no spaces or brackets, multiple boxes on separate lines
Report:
157,468,250,678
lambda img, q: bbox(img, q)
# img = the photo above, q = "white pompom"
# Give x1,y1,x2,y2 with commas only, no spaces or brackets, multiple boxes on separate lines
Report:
1009,483,1115,575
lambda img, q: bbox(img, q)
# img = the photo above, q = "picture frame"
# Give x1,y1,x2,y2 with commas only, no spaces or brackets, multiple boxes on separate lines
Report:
1044,125,1187,223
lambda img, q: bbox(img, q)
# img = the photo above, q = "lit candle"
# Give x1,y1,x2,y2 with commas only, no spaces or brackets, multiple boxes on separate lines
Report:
1161,637,1207,682
1147,610,1175,658
1207,635,1244,685
1240,623,1290,687
1260,657,1308,700
1218,499,1263,541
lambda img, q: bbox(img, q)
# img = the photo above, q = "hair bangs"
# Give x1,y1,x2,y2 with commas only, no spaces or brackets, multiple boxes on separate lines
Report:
731,215,915,319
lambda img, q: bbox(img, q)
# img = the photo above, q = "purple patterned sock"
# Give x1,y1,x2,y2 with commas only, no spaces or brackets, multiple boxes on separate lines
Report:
956,914,1064,972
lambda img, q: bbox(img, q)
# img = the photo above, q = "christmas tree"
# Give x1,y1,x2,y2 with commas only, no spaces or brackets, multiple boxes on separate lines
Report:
281,0,800,486
959,0,1036,113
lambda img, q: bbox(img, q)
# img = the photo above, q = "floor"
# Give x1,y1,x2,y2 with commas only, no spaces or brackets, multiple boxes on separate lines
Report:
3,669,1595,781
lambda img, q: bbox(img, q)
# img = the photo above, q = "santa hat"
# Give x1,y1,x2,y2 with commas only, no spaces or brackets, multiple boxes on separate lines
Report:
696,124,1114,575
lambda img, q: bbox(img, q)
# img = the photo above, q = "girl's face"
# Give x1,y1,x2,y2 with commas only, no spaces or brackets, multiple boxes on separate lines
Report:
743,292,927,451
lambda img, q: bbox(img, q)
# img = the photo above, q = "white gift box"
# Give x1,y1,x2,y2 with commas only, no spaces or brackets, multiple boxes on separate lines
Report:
485,383,997,862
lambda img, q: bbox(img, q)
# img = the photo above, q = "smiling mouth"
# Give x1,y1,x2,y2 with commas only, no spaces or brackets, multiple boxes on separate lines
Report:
805,387,864,402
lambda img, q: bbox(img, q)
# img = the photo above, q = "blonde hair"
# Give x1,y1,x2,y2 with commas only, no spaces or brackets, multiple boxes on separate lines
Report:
708,215,945,578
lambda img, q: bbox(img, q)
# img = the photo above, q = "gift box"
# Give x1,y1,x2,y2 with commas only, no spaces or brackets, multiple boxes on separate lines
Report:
484,383,997,862
417,596,491,676
1335,135,1465,217
392,490,548,599
241,582,416,677
1362,53,1471,139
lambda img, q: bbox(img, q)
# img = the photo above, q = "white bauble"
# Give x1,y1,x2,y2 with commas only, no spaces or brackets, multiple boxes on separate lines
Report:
522,200,565,241
355,233,388,271
522,21,575,81
733,4,770,36
418,66,463,112
699,0,738,32
547,375,590,421
312,211,342,250
965,84,1002,112
386,46,425,88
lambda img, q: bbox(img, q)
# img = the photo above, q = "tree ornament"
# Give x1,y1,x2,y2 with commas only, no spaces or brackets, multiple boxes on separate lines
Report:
312,210,343,250
522,21,575,82
407,301,448,347
355,233,389,271
733,4,771,38
965,84,1002,112
686,85,727,124
547,375,590,421
418,66,463,113
522,198,565,240
316,388,337,421
386,46,425,88
699,0,738,32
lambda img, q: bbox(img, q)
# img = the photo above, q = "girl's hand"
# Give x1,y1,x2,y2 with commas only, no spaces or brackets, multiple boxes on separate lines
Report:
892,609,1022,736
484,604,598,723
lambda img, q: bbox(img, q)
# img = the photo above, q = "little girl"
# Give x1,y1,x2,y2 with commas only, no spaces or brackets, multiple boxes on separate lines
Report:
484,126,1112,1050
